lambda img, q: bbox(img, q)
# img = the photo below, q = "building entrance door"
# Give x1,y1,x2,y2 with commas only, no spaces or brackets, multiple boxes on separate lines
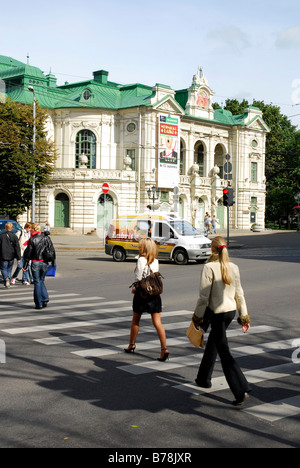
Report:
217,200,224,229
97,194,114,230
54,193,70,227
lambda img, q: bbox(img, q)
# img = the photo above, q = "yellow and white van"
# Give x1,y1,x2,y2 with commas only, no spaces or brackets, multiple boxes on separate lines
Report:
105,213,211,265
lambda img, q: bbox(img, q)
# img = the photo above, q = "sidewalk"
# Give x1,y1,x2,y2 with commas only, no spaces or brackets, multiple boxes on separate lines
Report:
51,229,255,251
51,228,296,251
52,233,104,251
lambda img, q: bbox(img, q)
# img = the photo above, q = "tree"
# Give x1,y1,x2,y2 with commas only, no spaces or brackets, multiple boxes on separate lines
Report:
0,98,57,219
217,98,300,225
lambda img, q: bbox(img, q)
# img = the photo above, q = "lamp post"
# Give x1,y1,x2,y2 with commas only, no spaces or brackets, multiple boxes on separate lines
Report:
295,192,300,232
28,86,36,222
147,186,160,211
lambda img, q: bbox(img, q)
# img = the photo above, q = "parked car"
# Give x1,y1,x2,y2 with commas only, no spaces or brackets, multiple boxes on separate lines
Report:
0,219,23,239
105,213,211,265
250,223,263,232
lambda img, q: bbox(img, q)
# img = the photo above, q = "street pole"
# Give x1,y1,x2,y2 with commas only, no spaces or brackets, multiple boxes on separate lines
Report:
28,86,36,223
103,193,106,245
295,193,300,232
227,207,230,246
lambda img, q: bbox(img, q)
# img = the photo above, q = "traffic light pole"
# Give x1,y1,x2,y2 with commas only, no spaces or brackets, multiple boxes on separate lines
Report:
227,206,230,247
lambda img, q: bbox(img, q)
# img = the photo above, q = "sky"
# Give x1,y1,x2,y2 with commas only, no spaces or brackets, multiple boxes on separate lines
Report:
1,0,300,127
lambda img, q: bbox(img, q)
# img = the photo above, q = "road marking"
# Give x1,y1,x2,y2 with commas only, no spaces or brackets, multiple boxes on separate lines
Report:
0,295,103,309
2,310,191,337
174,362,300,394
117,330,289,375
1,306,133,335
243,395,300,421
0,301,131,323
72,328,285,360
72,337,188,357
33,314,192,344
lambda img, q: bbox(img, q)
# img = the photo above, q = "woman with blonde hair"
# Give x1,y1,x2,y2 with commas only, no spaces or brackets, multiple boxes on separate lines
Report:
193,236,251,406
125,238,169,361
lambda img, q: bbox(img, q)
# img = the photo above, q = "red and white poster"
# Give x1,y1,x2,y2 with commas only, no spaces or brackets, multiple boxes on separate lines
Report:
158,115,180,189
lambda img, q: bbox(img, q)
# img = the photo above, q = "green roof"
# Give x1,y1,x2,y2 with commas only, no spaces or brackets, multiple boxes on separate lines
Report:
0,55,266,129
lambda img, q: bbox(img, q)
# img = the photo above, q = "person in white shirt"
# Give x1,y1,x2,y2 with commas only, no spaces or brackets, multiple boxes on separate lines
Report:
192,236,251,406
125,238,169,361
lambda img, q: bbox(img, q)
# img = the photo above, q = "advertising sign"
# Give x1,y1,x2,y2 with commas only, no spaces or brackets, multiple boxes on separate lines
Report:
158,115,180,188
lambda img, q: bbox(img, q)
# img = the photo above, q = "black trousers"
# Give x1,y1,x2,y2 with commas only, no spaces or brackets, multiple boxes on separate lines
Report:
196,310,251,400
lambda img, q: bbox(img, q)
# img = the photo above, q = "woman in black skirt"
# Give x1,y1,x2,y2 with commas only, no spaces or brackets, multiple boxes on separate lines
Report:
125,238,169,361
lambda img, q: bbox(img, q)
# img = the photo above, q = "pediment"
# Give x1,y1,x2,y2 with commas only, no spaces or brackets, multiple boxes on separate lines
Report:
246,115,270,132
152,95,185,115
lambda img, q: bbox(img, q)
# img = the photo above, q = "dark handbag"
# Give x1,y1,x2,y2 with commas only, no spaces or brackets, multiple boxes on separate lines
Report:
43,237,56,263
130,269,164,299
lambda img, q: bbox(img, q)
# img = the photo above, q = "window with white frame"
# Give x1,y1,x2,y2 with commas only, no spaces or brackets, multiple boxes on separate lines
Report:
75,130,96,169
251,162,258,182
126,149,136,170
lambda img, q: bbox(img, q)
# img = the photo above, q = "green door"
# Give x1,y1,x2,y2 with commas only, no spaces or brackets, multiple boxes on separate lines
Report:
217,200,224,229
55,193,70,227
97,194,114,230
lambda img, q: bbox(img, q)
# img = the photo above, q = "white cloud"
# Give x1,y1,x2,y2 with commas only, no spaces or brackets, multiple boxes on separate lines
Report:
206,26,251,54
276,25,300,48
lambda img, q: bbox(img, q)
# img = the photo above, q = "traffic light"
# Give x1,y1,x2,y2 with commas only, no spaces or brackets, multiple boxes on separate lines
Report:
228,187,235,206
223,187,235,207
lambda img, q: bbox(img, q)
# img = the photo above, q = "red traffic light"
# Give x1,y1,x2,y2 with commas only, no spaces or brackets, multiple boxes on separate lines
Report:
223,187,235,207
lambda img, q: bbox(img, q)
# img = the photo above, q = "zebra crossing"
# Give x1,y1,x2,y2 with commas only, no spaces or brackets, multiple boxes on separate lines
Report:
1,286,300,423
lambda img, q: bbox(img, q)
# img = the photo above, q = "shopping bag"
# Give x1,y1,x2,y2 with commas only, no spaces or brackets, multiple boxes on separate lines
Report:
46,265,57,277
186,321,204,348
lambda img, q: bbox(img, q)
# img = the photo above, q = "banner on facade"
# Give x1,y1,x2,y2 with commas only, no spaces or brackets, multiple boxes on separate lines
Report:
158,115,180,189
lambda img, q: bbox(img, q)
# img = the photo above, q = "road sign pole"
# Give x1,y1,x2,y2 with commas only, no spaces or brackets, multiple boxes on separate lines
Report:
102,183,109,245
103,192,106,245
227,207,230,247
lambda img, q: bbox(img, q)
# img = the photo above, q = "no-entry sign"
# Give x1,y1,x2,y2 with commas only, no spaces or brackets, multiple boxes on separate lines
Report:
102,182,109,194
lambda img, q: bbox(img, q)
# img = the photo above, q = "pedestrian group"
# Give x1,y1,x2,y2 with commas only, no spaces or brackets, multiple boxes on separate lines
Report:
124,234,251,407
0,221,56,310
1,220,252,407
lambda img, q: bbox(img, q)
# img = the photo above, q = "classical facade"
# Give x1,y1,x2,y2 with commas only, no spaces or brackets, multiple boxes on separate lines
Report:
0,56,270,233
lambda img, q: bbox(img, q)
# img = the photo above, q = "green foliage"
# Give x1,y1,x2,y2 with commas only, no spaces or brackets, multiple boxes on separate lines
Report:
0,98,57,218
220,98,300,224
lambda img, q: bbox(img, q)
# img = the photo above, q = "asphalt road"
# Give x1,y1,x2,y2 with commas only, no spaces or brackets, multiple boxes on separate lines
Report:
0,230,299,449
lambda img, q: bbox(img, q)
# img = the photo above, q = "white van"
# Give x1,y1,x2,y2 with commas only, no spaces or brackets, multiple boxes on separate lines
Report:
105,213,211,265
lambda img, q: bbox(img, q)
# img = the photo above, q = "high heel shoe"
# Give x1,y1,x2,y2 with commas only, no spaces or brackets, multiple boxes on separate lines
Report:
157,348,169,361
124,344,136,353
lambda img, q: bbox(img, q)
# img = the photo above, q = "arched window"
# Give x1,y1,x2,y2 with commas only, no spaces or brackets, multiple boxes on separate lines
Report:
97,194,114,230
194,142,205,176
180,139,186,175
75,130,96,169
214,144,225,179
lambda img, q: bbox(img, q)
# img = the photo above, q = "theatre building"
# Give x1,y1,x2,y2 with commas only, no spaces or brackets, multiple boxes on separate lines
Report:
0,56,269,233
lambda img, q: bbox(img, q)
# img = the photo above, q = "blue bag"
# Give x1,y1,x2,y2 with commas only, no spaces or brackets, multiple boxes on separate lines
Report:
46,265,57,277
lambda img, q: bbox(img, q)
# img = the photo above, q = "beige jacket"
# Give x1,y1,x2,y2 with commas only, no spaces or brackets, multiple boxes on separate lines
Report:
194,260,250,325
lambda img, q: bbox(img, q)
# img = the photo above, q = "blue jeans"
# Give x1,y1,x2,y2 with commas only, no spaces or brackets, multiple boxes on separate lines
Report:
12,258,33,283
0,259,14,284
31,262,49,308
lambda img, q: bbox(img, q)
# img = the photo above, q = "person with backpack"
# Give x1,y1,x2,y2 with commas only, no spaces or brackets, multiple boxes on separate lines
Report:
23,223,56,310
0,222,21,288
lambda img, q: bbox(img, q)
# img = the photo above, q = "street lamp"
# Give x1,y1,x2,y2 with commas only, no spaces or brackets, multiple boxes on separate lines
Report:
294,192,300,232
147,186,160,211
28,86,36,222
